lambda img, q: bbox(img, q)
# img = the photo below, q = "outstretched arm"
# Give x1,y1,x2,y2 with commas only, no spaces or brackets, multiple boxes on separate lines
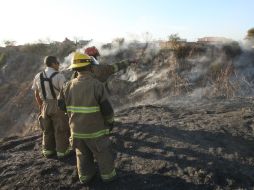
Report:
92,59,137,82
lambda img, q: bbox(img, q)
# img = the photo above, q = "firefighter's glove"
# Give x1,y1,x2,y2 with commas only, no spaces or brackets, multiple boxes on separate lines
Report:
57,99,67,112
105,117,114,132
113,60,131,72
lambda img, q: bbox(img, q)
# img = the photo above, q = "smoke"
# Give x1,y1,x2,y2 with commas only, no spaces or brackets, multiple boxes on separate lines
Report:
241,39,254,51
59,44,90,71
120,68,138,82
60,52,73,71
58,37,254,109
92,38,161,63
58,37,162,86
113,39,254,109
187,55,210,83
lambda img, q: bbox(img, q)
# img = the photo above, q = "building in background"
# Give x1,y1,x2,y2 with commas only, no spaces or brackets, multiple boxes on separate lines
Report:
197,37,232,44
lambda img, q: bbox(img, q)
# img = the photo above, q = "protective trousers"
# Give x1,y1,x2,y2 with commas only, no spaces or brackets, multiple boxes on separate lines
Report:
73,136,116,183
39,99,70,157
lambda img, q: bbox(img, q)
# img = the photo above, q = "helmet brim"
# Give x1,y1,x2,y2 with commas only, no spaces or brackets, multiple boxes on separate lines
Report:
68,62,91,69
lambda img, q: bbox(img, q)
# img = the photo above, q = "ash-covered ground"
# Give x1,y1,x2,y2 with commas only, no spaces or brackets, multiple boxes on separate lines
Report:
1,40,254,189
1,97,254,190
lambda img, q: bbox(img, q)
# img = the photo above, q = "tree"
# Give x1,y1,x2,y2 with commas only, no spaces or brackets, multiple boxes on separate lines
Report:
168,33,181,42
3,40,16,47
168,33,181,50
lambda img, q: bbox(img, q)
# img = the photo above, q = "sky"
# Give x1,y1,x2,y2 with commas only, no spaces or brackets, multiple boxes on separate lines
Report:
0,0,253,45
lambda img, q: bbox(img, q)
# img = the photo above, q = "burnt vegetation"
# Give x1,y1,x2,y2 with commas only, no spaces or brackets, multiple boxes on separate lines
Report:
1,34,254,189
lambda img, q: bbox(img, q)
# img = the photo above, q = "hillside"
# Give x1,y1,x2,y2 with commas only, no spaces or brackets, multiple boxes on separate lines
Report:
1,41,254,137
0,41,77,137
0,40,254,189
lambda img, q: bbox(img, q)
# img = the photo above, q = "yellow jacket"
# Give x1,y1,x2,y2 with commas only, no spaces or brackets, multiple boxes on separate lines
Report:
60,71,114,139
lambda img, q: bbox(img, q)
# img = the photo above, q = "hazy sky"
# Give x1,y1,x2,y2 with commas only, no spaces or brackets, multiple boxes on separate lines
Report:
0,0,253,44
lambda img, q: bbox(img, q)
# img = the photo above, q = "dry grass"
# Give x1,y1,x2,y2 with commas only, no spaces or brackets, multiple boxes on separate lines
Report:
207,63,240,98
168,54,191,96
170,71,191,96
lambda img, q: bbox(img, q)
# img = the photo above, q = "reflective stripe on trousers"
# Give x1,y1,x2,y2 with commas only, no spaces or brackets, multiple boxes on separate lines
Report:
101,169,116,181
57,147,72,157
72,129,110,139
79,174,94,183
67,106,100,113
42,149,55,156
79,169,116,183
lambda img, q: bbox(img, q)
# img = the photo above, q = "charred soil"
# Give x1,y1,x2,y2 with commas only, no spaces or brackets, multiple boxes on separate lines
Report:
1,97,254,190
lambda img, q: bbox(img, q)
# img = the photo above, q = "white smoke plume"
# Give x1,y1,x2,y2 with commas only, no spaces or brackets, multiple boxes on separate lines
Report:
58,36,254,108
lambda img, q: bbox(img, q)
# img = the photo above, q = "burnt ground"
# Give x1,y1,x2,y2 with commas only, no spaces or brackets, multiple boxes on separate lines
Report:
1,97,254,190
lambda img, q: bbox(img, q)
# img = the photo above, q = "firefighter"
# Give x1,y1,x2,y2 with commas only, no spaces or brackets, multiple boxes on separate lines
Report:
59,52,116,184
32,56,71,158
71,46,135,82
85,46,100,61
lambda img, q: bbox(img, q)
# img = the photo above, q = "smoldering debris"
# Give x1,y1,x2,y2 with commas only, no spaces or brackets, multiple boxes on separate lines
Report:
106,41,254,109
0,39,254,137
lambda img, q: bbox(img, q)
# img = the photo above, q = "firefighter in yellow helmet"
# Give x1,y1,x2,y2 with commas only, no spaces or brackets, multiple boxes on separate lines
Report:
59,52,116,184
32,56,71,158
71,46,136,82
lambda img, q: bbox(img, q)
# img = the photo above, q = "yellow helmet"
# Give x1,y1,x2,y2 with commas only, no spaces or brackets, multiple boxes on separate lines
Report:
69,52,92,69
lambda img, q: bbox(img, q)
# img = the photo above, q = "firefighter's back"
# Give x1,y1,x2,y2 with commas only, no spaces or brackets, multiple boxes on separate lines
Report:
64,72,107,136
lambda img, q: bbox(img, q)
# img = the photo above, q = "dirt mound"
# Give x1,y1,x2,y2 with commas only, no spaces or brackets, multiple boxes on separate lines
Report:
1,97,254,189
